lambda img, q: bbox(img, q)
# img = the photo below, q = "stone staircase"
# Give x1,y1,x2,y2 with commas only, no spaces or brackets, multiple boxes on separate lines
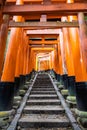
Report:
17,73,71,130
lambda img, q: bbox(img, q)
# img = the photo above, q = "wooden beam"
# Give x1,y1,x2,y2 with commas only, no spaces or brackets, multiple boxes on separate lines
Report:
30,45,54,48
3,3,87,16
0,0,6,5
28,34,58,38
9,21,81,28
27,29,61,35
5,0,87,3
29,40,58,44
27,29,60,38
31,48,54,51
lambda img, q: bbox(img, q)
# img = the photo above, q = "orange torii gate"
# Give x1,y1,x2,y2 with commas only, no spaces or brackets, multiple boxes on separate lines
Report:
0,0,87,116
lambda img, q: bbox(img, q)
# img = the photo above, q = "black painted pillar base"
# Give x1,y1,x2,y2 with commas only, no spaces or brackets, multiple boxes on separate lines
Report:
19,75,26,88
25,74,30,81
50,69,55,77
57,74,60,82
60,74,68,89
75,82,87,111
68,76,76,96
0,82,14,111
14,77,20,95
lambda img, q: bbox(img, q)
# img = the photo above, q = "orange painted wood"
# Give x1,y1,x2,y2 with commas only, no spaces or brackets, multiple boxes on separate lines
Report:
19,38,25,76
28,49,33,73
62,17,75,76
0,15,9,79
0,10,3,27
26,44,30,74
1,0,24,82
6,0,87,3
78,12,87,81
59,31,68,75
9,21,82,28
58,41,63,75
67,0,83,82
27,29,61,35
1,27,23,82
29,40,58,45
3,3,87,16
54,45,59,74
23,33,28,75
15,28,24,77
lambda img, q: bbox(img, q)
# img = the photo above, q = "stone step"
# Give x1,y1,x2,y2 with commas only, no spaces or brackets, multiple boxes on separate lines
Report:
29,94,58,99
18,114,70,128
34,82,52,84
20,128,72,130
24,105,65,114
30,91,56,94
27,99,61,105
32,88,55,91
33,86,54,88
33,84,53,87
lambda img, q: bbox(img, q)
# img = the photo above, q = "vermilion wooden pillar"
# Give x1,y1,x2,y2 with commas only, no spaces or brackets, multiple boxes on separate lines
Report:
62,25,75,77
52,46,58,80
58,38,63,75
32,51,36,71
62,16,75,94
51,51,54,70
78,12,87,81
59,31,69,87
28,47,31,74
33,52,36,71
0,15,9,79
26,45,30,78
67,0,87,111
15,29,23,78
0,11,2,28
66,0,83,98
68,17,83,82
28,49,34,74
75,12,87,112
23,33,29,81
67,0,83,82
35,55,38,71
49,53,52,70
0,0,24,111
14,28,24,94
1,0,23,82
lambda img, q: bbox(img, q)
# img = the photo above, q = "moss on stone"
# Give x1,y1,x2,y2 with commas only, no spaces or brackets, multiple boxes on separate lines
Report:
23,85,29,90
55,82,61,86
58,85,64,89
0,110,15,128
61,89,68,95
76,109,87,118
14,96,22,102
25,81,31,85
0,109,15,118
19,90,26,96
67,96,76,102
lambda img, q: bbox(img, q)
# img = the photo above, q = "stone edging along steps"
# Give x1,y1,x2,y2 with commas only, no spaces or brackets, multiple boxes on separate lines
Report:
7,73,81,130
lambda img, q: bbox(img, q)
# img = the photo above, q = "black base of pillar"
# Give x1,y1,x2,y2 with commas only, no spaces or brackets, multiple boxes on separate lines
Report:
25,74,30,81
45,69,50,73
14,77,20,95
60,75,64,84
19,75,26,88
75,82,87,111
62,74,68,89
54,72,57,80
68,76,76,96
56,74,60,82
0,82,14,111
